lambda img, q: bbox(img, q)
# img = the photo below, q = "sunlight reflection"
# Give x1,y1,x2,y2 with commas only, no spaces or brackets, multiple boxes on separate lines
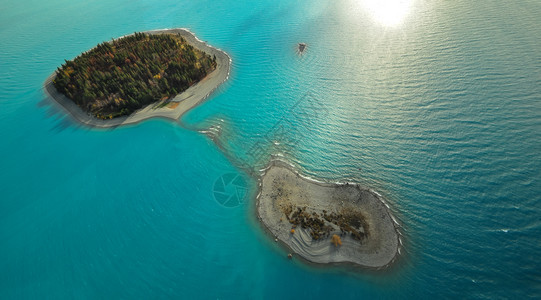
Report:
360,0,414,27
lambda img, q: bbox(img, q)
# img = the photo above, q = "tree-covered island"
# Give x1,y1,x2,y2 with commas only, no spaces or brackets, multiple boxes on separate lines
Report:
53,32,217,119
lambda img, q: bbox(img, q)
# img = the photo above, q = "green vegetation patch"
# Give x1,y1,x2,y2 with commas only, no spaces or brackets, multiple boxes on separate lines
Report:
53,32,216,119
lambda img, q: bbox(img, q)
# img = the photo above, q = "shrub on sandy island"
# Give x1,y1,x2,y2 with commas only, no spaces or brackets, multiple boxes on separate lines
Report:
331,234,342,247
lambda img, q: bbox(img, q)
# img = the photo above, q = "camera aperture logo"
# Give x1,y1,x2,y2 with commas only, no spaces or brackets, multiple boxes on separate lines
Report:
213,173,247,207
212,91,328,208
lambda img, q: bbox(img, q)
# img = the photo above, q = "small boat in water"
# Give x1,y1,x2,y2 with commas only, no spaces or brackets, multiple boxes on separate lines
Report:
297,43,307,54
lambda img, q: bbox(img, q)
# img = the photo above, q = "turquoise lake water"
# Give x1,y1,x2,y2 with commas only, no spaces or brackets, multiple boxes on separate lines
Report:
1,0,541,298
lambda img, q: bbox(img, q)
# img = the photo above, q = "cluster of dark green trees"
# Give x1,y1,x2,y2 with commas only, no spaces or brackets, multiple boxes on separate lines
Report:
53,32,217,119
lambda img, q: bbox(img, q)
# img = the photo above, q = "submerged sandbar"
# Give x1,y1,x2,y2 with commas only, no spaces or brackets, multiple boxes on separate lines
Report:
44,28,231,128
257,160,400,269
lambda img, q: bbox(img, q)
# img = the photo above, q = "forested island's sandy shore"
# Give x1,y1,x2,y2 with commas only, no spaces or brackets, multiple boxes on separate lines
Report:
44,28,231,128
257,160,401,269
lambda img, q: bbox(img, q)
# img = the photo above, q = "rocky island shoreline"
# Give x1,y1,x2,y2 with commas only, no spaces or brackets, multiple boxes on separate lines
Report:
257,160,401,269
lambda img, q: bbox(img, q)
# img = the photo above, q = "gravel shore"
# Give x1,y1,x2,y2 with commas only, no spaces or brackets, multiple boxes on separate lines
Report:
257,160,400,269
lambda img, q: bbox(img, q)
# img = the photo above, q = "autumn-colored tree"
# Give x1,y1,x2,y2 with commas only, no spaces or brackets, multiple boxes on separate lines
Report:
331,234,342,247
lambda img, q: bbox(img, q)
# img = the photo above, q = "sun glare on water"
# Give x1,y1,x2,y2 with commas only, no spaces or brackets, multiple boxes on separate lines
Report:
360,0,414,27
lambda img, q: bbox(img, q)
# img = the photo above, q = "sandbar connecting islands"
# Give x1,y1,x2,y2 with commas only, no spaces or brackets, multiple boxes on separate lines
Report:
44,28,401,270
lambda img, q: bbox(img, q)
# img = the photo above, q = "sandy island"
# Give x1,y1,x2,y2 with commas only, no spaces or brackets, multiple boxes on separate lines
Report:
257,160,401,269
44,28,231,128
